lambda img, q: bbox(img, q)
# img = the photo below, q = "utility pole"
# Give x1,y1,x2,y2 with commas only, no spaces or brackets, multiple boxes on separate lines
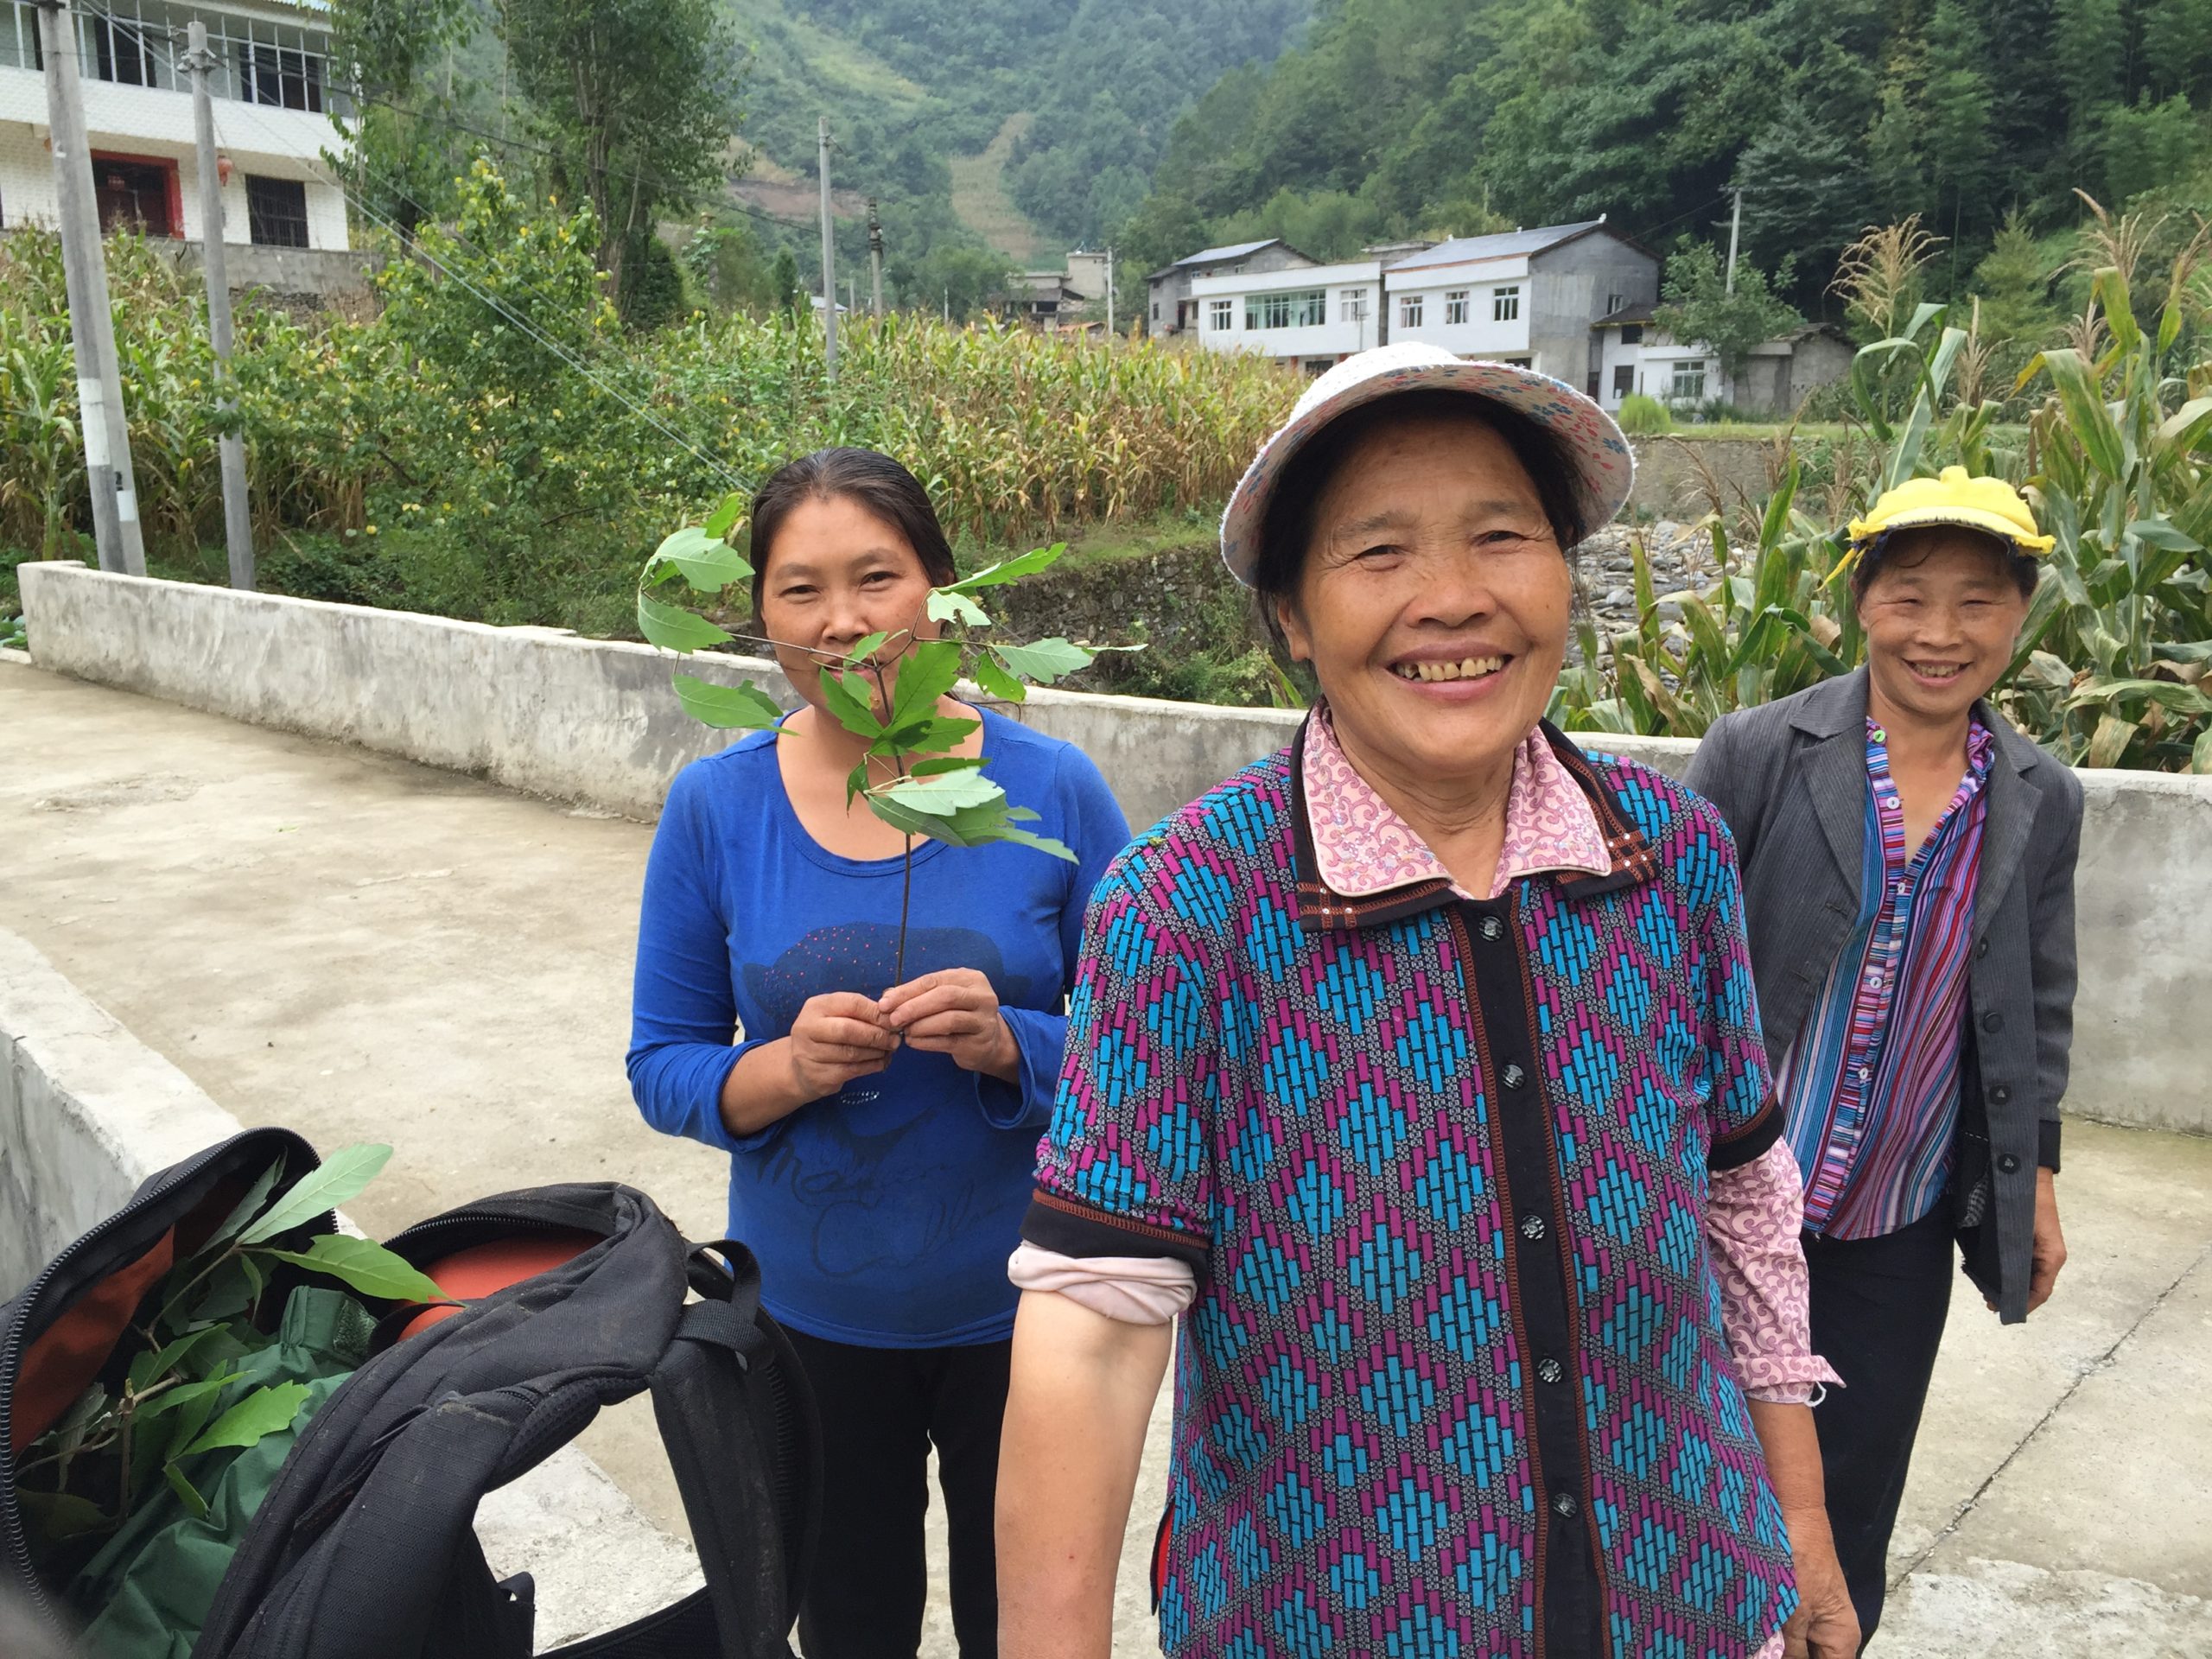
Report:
868,198,884,319
817,115,837,383
185,21,251,590
37,0,145,575
1725,188,1743,296
1105,245,1115,338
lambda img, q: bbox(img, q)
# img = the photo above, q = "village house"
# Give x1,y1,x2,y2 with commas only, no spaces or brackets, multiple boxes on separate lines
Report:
1144,237,1319,337
1594,302,1856,418
0,0,365,301
1382,218,1658,387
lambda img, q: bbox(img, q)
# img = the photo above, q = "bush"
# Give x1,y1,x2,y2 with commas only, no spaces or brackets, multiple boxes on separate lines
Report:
0,160,1305,638
1616,393,1672,435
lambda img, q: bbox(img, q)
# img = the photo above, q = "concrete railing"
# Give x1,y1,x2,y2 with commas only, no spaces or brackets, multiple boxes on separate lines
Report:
18,563,2210,1136
0,925,702,1644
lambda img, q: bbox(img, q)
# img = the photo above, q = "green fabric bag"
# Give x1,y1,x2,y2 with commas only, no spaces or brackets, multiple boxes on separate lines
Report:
69,1289,373,1659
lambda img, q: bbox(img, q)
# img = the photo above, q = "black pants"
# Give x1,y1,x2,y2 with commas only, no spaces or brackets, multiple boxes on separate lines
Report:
784,1327,1011,1659
1802,1207,1955,1649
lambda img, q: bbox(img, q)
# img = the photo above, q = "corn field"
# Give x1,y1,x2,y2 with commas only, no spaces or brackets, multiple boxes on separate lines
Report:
0,163,1300,630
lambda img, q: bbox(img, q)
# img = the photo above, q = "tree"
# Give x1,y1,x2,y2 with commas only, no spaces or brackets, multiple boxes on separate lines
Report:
326,0,475,238
1970,211,2058,352
497,0,739,311
1652,242,1803,378
1732,96,1870,290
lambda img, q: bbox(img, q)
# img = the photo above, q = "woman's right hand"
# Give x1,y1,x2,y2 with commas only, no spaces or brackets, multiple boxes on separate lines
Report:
782,991,898,1101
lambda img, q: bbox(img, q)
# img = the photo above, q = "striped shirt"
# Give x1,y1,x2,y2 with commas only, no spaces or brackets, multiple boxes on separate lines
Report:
1779,717,1995,1238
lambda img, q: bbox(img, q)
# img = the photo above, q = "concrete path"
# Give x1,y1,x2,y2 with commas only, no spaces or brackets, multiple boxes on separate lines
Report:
3,660,2208,1656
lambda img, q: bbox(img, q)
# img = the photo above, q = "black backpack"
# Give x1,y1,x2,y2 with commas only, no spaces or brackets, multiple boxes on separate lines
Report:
3,1132,819,1659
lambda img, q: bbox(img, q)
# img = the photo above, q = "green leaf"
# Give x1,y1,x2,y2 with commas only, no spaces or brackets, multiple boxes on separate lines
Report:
865,787,1077,861
179,1382,311,1459
239,1143,393,1245
909,756,985,777
673,674,786,730
20,1491,110,1548
842,632,893,671
887,639,963,728
943,543,1066,594
648,525,753,593
926,588,991,627
136,1370,240,1427
973,652,1027,704
872,768,1002,817
129,1327,230,1397
204,1160,286,1252
701,492,746,539
2039,350,2126,483
821,669,885,740
638,591,734,654
257,1234,448,1304
2193,728,2212,775
162,1462,209,1520
878,715,979,757
990,638,1093,684
163,1378,225,1461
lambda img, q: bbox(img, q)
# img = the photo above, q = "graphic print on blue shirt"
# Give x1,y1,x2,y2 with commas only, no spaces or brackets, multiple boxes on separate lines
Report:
627,708,1132,1348
742,921,1043,1286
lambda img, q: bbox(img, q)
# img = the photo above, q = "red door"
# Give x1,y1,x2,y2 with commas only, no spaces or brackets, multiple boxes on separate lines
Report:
92,152,182,238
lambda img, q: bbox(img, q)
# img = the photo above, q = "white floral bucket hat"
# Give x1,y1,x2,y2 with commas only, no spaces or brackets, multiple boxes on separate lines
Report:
1218,341,1637,588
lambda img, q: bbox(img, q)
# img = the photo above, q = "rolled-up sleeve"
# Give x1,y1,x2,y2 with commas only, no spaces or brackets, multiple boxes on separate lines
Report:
1707,1139,1841,1403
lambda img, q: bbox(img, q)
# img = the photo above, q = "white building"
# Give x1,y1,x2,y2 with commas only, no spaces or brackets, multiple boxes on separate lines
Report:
0,0,351,264
1384,219,1658,390
1593,302,1857,419
1188,258,1389,374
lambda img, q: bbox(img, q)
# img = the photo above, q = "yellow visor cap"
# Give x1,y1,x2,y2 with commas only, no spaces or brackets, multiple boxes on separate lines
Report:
1847,466,2055,555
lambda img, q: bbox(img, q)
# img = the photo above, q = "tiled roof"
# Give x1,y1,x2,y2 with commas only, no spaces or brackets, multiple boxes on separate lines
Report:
1174,238,1281,267
1386,219,1611,272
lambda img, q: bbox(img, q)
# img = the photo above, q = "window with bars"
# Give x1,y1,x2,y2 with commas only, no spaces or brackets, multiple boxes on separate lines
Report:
1339,288,1368,321
1670,360,1708,403
1244,289,1325,329
1613,365,1634,397
15,2,343,109
246,175,309,248
1400,294,1423,328
238,43,323,111
92,16,153,85
1444,289,1470,325
1492,285,1521,322
1209,298,1233,330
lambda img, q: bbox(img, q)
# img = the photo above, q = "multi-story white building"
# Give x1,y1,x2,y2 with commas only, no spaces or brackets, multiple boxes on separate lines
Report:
1383,219,1658,390
0,0,356,287
1187,257,1389,374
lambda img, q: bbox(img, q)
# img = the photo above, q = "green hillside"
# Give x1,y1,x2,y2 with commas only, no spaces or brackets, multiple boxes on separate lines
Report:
1116,0,2212,308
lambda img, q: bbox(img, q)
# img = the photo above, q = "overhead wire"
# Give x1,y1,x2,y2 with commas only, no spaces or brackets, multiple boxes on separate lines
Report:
96,4,753,490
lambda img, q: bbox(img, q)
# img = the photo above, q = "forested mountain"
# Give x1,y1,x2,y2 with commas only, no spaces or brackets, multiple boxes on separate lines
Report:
785,0,1313,246
1116,0,2212,305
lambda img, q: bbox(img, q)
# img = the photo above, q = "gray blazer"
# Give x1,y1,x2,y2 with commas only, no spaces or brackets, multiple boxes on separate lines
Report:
1685,668,2082,1323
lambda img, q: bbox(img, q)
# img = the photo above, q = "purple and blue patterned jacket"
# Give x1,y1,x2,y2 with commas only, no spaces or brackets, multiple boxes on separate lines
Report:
1026,720,1799,1658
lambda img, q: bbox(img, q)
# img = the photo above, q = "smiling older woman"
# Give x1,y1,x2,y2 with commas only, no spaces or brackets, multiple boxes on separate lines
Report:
996,346,1857,1659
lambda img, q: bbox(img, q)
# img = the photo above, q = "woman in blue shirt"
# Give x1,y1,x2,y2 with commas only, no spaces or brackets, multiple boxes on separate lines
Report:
626,448,1129,1658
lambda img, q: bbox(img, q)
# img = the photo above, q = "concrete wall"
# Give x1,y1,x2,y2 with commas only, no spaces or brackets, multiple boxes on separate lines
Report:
18,563,2210,1138
0,924,704,1644
1625,435,1784,517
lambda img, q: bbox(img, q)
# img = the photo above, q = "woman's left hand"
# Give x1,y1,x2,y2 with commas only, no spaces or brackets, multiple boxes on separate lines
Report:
1780,1507,1859,1659
880,968,1020,1082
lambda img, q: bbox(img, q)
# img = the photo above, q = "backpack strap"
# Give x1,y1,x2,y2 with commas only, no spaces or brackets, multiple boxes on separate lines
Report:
612,1242,819,1659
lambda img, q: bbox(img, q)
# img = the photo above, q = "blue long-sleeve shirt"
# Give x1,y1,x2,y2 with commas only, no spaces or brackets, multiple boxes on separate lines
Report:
627,709,1130,1346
